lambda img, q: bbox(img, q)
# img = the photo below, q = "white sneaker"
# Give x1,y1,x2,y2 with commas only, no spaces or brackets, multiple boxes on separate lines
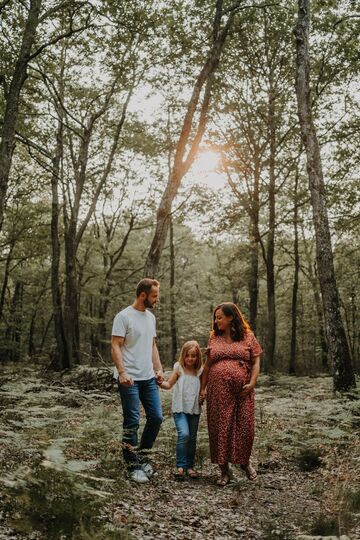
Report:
129,469,149,483
142,462,156,478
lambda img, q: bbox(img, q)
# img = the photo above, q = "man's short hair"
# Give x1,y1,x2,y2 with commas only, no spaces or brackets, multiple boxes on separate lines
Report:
136,278,160,297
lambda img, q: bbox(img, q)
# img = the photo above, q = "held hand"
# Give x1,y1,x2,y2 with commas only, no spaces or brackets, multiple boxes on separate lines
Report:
199,389,207,404
119,372,133,386
239,383,254,398
155,370,164,385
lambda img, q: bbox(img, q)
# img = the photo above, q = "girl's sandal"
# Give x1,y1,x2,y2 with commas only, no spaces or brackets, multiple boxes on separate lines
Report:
241,463,257,481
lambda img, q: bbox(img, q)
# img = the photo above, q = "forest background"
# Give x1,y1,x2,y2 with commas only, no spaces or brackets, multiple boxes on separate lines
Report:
1,1,360,539
0,0,359,385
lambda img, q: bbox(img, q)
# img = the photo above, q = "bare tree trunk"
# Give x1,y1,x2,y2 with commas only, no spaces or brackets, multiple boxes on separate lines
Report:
0,0,42,231
289,170,300,374
27,275,49,357
248,157,260,333
5,280,24,361
248,223,259,334
305,253,329,370
349,287,358,370
169,216,178,365
265,86,276,370
294,0,355,391
39,313,53,354
0,241,14,321
50,64,69,370
144,0,241,276
63,223,80,368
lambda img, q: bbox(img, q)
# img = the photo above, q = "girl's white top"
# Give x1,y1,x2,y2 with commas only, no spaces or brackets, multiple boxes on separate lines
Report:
172,362,203,415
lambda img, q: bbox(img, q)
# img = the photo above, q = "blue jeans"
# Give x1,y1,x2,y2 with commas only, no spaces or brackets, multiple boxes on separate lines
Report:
118,377,163,469
173,412,200,469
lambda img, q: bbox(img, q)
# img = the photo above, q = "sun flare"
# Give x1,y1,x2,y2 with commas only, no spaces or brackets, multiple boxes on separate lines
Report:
191,149,226,190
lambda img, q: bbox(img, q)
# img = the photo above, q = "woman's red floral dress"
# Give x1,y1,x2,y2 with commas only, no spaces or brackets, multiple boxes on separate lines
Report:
206,332,263,465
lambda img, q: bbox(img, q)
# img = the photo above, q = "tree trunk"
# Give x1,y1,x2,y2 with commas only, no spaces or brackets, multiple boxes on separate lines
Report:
289,170,300,374
0,241,14,321
314,284,329,371
265,86,277,370
248,221,259,333
294,0,356,391
5,280,24,361
248,157,260,333
0,0,42,231
63,225,81,368
50,83,69,370
169,217,178,365
39,313,53,354
144,0,239,276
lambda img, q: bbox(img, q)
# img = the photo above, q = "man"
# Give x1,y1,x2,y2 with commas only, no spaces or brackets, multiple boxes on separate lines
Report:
111,278,164,483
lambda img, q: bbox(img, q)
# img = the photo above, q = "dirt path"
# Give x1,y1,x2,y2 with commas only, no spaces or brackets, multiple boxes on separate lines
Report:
0,365,359,539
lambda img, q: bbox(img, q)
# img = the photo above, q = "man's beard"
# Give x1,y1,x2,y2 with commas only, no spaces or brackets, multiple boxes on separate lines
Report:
144,297,155,309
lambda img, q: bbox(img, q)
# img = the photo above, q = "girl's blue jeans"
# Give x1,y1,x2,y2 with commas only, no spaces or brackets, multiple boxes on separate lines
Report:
173,412,200,469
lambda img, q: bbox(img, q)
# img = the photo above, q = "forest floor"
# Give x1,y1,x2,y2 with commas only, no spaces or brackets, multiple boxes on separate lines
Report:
0,364,359,540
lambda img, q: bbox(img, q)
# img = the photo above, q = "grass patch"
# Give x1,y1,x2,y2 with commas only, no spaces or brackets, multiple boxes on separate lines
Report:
345,488,360,512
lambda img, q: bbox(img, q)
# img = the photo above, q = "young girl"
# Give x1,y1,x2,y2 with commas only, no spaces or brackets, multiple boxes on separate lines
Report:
160,340,203,479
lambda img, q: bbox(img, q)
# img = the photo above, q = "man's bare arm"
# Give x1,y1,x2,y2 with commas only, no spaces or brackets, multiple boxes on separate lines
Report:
152,339,164,384
111,336,133,386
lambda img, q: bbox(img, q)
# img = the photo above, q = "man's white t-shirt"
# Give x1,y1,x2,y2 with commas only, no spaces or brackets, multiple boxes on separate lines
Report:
111,305,156,381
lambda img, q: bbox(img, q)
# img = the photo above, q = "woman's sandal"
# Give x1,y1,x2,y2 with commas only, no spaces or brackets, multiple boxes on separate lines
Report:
241,463,257,481
217,475,230,486
217,468,232,486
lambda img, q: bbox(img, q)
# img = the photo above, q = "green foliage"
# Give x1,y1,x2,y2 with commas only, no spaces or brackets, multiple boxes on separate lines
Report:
2,467,107,539
0,0,359,378
310,514,339,536
296,447,323,471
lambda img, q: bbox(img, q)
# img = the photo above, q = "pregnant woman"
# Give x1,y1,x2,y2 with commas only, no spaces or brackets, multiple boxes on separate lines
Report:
200,302,262,486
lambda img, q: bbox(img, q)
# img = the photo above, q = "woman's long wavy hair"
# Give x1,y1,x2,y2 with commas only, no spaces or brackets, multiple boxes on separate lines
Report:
212,302,250,342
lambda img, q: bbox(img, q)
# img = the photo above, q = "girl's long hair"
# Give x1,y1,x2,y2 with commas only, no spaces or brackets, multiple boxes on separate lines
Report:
212,303,250,341
178,340,203,371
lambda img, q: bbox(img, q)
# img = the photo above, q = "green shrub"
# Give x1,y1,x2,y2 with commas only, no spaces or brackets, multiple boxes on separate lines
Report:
296,447,323,471
310,514,339,536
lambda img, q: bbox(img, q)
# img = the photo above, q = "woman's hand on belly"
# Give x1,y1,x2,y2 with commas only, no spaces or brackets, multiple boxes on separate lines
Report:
239,382,255,398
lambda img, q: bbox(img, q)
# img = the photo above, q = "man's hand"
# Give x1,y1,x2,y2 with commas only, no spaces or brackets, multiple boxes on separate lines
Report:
119,372,133,386
239,383,254,398
155,370,164,385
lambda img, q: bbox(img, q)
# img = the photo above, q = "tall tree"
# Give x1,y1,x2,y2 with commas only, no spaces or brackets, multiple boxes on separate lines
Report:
294,0,356,390
289,167,300,374
144,0,243,277
0,0,42,231
217,4,299,367
169,216,178,364
0,0,92,232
